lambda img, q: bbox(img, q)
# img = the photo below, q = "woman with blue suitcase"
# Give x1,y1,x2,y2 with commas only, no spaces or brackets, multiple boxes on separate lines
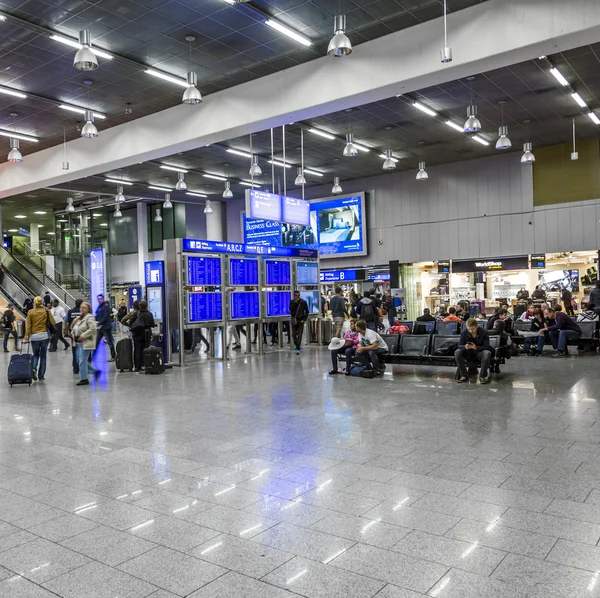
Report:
23,296,55,382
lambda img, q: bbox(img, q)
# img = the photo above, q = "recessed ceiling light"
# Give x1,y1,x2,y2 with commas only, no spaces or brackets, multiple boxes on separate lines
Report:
472,135,490,146
268,160,293,169
159,164,188,173
352,142,371,153
59,105,106,119
145,69,188,88
14,215,26,219
240,181,261,187
57,219,68,223
33,211,46,214
378,153,399,163
588,112,600,125
105,178,133,185
308,128,336,140
412,102,437,117
0,130,39,142
0,86,26,99
445,120,465,132
549,67,569,87
8,229,17,232
571,92,587,108
264,19,312,47
148,185,172,191
93,213,102,216
47,232,55,235
186,191,208,198
226,148,253,159
303,168,324,177
50,35,113,60
203,173,227,181
99,223,108,227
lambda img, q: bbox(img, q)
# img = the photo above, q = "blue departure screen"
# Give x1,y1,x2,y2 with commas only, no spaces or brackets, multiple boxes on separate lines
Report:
229,258,259,286
188,293,223,322
265,261,291,286
230,292,260,319
266,292,291,317
296,262,319,285
187,256,221,286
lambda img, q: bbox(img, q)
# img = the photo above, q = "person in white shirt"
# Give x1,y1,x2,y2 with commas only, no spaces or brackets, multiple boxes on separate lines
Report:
577,302,599,322
355,319,388,375
49,299,69,351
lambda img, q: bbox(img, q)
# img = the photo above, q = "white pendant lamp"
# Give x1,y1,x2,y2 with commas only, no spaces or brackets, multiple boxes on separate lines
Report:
464,104,481,133
521,142,535,164
81,110,98,138
66,197,75,212
416,162,428,181
62,127,69,170
332,177,343,194
182,71,202,104
343,133,358,157
496,126,512,150
204,200,213,214
327,15,352,57
223,180,233,199
382,149,396,170
294,167,306,186
249,155,262,177
115,185,125,203
154,208,162,222
163,193,172,209
571,118,578,161
7,138,22,162
73,30,98,71
440,0,452,63
114,206,122,218
175,172,187,191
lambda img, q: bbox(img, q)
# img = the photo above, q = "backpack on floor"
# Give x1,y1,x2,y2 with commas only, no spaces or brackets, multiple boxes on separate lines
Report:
349,365,375,378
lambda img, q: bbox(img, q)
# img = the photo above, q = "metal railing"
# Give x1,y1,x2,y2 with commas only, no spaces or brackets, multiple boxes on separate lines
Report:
0,270,29,318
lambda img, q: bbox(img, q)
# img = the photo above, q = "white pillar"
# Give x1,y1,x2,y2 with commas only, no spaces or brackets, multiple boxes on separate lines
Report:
206,201,224,241
30,222,39,251
137,202,148,285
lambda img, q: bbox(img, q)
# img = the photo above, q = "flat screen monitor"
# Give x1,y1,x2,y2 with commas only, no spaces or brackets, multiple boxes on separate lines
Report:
147,287,163,321
296,261,319,285
246,189,282,222
300,290,320,314
266,291,291,317
230,292,260,319
265,260,291,286
187,256,221,286
229,258,258,286
187,293,223,322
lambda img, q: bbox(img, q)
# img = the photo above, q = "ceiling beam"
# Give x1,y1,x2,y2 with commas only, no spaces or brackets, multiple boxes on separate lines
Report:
1,0,599,199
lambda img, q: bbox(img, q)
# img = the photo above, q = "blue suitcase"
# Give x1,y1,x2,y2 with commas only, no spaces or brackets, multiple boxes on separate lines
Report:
8,349,34,386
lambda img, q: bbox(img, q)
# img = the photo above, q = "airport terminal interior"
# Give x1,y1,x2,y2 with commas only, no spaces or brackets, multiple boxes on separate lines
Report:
2,0,600,596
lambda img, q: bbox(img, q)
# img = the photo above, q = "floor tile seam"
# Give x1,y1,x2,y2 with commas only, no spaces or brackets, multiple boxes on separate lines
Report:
455,487,554,512
334,487,422,508
401,494,511,521
0,571,65,598
486,550,511,579
496,516,600,546
541,501,600,526
25,557,91,586
217,568,307,598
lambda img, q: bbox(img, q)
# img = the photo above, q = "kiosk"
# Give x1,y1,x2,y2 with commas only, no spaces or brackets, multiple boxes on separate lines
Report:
144,260,167,357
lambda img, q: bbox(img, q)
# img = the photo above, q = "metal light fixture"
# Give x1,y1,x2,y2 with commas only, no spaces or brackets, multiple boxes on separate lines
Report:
73,30,98,71
294,167,306,186
7,138,22,163
496,126,512,150
327,15,352,57
114,206,122,218
154,208,162,222
440,0,452,63
182,72,202,105
66,197,75,213
223,180,233,199
571,118,578,161
343,133,358,157
175,172,187,191
382,149,396,170
62,127,69,170
115,185,125,203
249,155,262,177
521,142,535,164
204,200,213,214
81,110,98,138
332,177,343,194
416,162,428,181
464,104,481,133
163,193,173,209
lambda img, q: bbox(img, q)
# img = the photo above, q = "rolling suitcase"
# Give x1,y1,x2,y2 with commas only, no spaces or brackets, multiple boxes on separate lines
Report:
8,343,34,387
115,337,134,372
143,346,165,375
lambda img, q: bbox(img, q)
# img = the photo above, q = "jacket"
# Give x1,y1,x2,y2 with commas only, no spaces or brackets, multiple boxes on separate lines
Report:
25,306,55,340
96,301,112,330
548,312,582,334
289,299,309,322
129,309,155,339
590,287,600,310
417,314,437,322
73,313,98,350
458,327,492,354
443,315,462,323
356,297,377,322
329,295,348,318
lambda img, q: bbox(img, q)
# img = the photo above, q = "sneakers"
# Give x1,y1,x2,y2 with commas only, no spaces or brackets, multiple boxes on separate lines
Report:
328,369,339,375
295,348,300,355
32,370,37,381
76,379,89,386
457,376,469,383
107,357,115,362
232,344,242,350
552,351,566,358
3,349,8,353
480,376,490,385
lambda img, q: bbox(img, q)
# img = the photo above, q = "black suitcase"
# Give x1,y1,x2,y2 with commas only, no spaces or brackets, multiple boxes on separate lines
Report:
143,346,165,375
184,329,194,351
8,348,34,386
115,338,134,372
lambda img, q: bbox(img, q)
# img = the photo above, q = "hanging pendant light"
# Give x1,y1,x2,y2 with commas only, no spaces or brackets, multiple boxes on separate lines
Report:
175,172,187,191
62,127,69,170
294,167,306,186
114,205,122,218
343,133,358,157
440,0,452,63
495,126,512,150
81,110,98,138
154,208,162,222
521,142,535,164
115,185,125,203
182,71,202,105
464,104,481,133
249,155,262,177
416,162,428,181
66,197,75,213
571,118,578,161
163,193,173,209
327,15,352,57
73,30,99,71
204,200,213,214
223,180,233,199
332,177,343,194
382,149,396,170
7,138,22,163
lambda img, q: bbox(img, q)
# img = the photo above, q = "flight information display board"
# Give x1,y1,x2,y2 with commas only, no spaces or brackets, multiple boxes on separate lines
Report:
296,261,319,285
265,260,291,286
230,292,260,319
229,258,259,286
187,256,221,286
187,293,223,322
266,291,291,317
300,290,321,314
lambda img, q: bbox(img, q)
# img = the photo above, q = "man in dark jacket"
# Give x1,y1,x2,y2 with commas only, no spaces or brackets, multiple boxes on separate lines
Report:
487,308,512,334
590,281,600,315
289,290,309,354
355,290,379,331
23,294,34,313
66,299,83,373
455,318,493,384
130,300,155,372
536,307,582,357
417,308,437,322
95,294,116,361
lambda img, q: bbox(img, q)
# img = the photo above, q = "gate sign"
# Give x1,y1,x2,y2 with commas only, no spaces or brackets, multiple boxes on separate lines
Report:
319,269,359,282
90,248,106,315
128,285,142,308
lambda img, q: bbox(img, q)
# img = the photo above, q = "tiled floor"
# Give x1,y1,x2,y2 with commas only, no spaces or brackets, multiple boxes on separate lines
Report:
1,344,600,597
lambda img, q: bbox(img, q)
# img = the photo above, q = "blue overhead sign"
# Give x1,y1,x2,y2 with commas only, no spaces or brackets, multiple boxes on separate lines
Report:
145,261,164,285
320,269,359,283
183,238,318,258
90,249,106,315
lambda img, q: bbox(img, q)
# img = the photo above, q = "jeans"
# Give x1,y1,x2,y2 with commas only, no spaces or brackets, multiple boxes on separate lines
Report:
331,346,355,370
535,332,552,352
3,328,18,350
356,347,388,370
292,320,305,350
77,344,97,381
549,329,581,352
388,315,396,329
71,342,79,373
31,339,49,379
96,327,116,358
455,349,491,378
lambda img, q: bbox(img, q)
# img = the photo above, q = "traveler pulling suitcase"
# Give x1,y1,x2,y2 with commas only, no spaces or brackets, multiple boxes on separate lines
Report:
8,342,34,387
115,337,134,372
143,346,165,375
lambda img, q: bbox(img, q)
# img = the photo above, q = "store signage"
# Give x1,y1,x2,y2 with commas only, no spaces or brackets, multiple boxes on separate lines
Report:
246,190,310,226
530,254,546,269
368,272,391,281
183,238,318,258
452,256,529,273
90,248,106,315
145,260,164,285
320,269,360,282
438,261,450,274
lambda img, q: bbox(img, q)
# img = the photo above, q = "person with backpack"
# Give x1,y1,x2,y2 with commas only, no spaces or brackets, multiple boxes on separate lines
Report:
128,300,155,372
355,290,379,331
289,290,309,354
95,294,116,362
72,302,100,386
2,304,19,352
24,296,56,382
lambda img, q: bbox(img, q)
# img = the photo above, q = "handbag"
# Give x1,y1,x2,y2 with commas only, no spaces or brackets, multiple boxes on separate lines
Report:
45,308,56,335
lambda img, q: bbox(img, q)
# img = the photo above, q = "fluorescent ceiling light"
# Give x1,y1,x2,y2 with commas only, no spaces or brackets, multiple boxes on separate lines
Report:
240,181,261,187
303,168,324,177
0,15,5,21
378,153,399,163
8,229,18,232
159,164,188,173
93,213,102,216
145,69,188,88
472,135,490,146
203,173,227,181
33,211,46,215
47,232,55,235
0,86,26,99
59,104,106,119
99,223,108,227
588,112,600,125
445,120,465,132
148,185,172,191
413,102,437,117
14,215,26,219
265,19,312,47
268,159,292,169
308,128,336,140
50,35,113,60
0,130,38,142
186,191,208,198
549,68,569,87
353,143,370,153
226,148,253,159
105,178,133,185
571,92,587,108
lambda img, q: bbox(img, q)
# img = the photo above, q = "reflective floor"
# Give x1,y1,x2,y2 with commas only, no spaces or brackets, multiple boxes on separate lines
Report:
1,344,600,597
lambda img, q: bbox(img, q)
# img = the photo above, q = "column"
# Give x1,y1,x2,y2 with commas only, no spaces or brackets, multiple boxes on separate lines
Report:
206,200,224,241
30,223,40,251
0,204,3,240
137,201,149,286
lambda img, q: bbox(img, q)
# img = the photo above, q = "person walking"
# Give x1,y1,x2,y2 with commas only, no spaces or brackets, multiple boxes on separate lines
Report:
95,294,116,362
23,294,34,313
129,300,155,372
49,299,69,351
289,290,309,354
72,302,100,386
66,299,83,374
329,286,348,338
2,304,19,352
24,296,55,381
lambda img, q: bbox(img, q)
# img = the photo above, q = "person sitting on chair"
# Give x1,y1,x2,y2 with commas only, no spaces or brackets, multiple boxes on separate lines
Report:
455,318,493,384
354,319,388,376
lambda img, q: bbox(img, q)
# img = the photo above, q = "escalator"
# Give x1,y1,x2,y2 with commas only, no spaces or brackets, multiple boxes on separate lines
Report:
0,269,28,319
